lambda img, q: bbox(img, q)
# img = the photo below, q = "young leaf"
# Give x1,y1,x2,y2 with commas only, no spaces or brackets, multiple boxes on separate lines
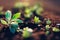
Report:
1,19,8,25
9,23,19,34
9,27,16,34
46,19,51,25
5,10,12,21
22,27,32,38
45,31,50,35
34,16,41,23
16,19,23,23
25,8,31,14
24,8,32,18
52,27,60,32
45,25,50,30
12,13,21,19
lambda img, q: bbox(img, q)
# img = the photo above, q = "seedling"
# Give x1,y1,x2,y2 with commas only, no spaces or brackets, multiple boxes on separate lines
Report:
0,10,23,34
34,16,41,24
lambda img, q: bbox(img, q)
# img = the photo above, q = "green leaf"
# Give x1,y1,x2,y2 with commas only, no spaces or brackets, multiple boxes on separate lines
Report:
25,8,31,14
52,27,60,32
22,27,32,38
34,16,41,23
22,31,31,38
45,25,50,30
1,19,8,25
12,13,21,19
45,31,50,35
24,8,32,18
9,23,19,34
9,27,16,34
5,10,12,21
16,19,23,23
46,19,51,25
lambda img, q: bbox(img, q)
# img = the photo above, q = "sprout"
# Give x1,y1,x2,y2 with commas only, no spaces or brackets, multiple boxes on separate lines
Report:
34,16,41,24
45,31,50,35
22,27,33,38
52,27,60,32
0,10,23,34
45,25,50,30
24,8,32,18
46,19,51,25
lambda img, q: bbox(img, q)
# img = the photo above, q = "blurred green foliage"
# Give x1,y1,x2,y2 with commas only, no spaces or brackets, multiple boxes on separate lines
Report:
0,10,23,34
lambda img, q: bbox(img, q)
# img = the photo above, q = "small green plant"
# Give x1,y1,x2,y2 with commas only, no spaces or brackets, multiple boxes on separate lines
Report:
34,16,41,24
45,25,50,35
24,8,32,18
22,27,33,38
0,10,23,34
46,18,51,25
52,27,60,32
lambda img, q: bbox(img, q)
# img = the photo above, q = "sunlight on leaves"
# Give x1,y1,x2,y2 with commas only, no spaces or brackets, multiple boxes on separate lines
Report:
12,12,21,19
1,19,8,25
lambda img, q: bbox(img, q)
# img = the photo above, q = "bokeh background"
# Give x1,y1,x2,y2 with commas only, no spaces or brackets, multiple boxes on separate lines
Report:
0,0,60,22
